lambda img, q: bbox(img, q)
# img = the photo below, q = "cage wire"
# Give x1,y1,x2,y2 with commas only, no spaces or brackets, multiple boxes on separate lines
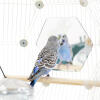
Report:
0,0,100,100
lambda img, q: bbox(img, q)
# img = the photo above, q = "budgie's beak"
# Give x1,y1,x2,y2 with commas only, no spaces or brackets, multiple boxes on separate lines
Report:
60,39,65,46
57,35,65,46
60,42,63,45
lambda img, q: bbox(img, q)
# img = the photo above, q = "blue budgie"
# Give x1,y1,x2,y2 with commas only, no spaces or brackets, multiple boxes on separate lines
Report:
57,34,73,64
28,36,60,87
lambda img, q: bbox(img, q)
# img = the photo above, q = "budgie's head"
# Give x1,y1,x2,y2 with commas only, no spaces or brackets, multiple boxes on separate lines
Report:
47,35,60,48
58,34,68,46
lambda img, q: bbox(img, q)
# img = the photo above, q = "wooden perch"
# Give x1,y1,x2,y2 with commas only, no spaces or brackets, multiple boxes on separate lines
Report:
54,64,82,72
7,75,100,87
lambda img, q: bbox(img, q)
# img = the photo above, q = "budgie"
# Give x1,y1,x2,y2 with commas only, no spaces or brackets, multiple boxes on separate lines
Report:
28,36,60,87
57,34,73,64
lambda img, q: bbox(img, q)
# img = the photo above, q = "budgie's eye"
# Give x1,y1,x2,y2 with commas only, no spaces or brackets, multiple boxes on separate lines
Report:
62,40,65,43
63,35,66,39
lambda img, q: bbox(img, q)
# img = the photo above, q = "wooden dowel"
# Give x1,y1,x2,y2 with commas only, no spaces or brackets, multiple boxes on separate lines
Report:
54,64,82,72
7,75,100,87
7,75,29,81
39,77,100,87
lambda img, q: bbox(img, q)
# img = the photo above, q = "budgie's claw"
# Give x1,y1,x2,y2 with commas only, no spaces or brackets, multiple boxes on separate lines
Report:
68,62,72,64
42,74,50,87
27,78,30,80
28,75,33,81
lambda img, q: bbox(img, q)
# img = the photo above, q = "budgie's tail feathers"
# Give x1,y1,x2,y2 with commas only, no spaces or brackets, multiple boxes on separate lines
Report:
28,67,50,81
28,66,38,80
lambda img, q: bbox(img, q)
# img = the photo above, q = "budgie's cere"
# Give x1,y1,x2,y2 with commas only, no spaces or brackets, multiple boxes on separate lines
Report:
57,34,73,64
28,36,59,87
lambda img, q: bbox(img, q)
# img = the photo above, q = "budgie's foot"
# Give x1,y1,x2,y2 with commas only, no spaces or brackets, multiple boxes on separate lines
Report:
67,62,72,65
42,74,50,87
61,61,72,65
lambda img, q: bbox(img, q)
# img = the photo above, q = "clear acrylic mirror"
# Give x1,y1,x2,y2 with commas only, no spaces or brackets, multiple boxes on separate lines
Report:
36,17,93,72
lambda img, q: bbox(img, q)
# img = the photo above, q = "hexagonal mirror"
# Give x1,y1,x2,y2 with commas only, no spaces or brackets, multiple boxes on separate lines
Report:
36,17,93,72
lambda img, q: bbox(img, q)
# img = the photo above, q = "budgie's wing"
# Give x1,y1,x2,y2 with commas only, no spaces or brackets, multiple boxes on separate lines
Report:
35,47,52,67
29,67,51,81
28,49,57,81
28,47,47,80
36,47,51,66
42,50,57,68
37,47,48,60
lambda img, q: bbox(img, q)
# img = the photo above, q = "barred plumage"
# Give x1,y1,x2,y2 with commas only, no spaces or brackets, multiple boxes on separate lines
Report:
28,36,60,86
35,47,57,69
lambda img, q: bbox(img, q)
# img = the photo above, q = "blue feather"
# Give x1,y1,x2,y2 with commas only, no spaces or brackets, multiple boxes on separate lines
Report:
30,66,39,87
57,41,72,64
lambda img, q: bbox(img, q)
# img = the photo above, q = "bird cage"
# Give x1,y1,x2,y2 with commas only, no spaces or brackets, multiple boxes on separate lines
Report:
0,0,100,100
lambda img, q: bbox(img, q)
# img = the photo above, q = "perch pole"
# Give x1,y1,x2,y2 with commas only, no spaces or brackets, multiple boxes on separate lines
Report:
7,75,100,87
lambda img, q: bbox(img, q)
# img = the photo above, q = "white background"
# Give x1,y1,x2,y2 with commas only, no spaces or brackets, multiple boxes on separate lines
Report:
0,0,100,100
